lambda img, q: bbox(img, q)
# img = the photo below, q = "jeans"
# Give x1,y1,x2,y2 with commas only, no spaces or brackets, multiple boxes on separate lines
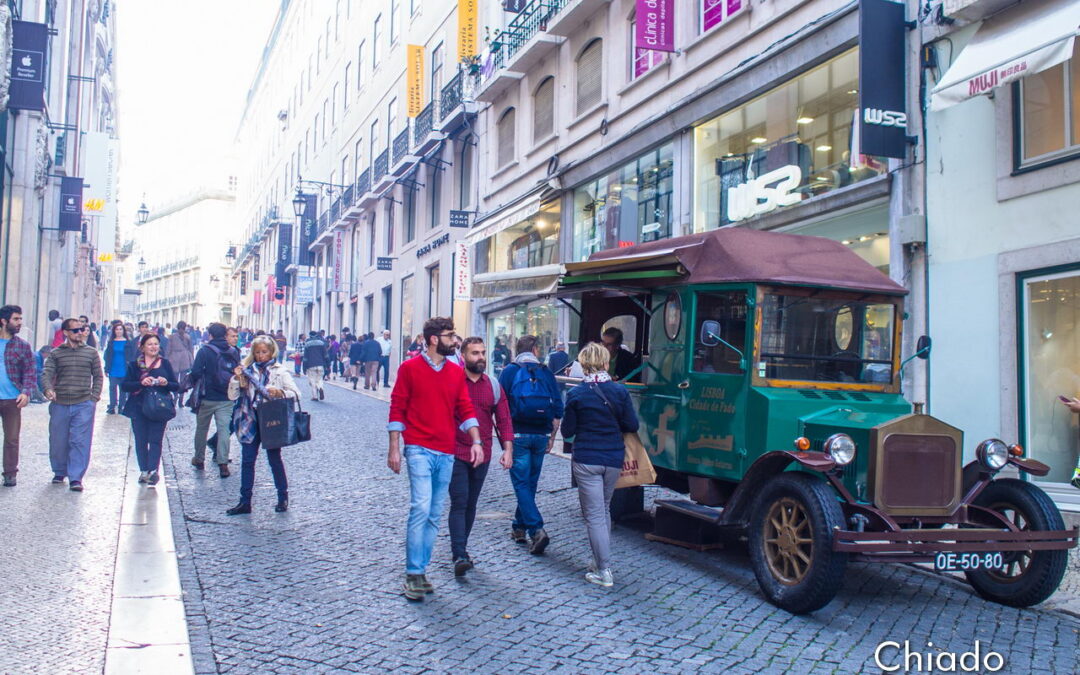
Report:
364,361,379,389
194,399,233,464
572,461,620,570
510,433,549,535
379,355,390,386
48,400,96,481
131,408,167,472
239,432,288,505
306,367,324,397
404,445,454,575
448,459,490,560
108,376,128,411
0,399,21,477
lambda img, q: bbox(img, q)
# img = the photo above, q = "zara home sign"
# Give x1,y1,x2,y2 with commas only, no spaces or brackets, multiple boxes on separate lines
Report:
726,165,803,223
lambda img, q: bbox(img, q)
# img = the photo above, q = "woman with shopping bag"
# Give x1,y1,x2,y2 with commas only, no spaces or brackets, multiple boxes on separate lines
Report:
121,333,179,486
561,342,644,588
225,335,301,515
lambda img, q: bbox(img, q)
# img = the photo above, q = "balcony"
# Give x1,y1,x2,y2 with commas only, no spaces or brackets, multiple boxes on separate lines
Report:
391,126,420,176
546,0,610,37
474,0,565,103
413,103,444,157
371,149,394,194
436,73,477,134
353,168,379,211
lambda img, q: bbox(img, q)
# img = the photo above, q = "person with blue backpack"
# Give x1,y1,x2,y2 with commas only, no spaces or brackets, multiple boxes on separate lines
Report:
189,322,241,477
498,334,564,555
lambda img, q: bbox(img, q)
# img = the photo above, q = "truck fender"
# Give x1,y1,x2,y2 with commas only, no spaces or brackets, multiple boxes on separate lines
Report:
719,451,837,528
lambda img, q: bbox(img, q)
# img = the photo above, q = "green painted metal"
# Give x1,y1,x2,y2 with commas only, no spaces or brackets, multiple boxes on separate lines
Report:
561,269,683,284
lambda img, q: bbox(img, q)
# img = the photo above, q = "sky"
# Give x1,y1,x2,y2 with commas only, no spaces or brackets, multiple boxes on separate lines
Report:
115,1,279,230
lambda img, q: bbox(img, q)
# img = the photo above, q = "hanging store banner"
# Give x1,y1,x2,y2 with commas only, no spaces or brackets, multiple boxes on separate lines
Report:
295,275,316,305
457,0,478,63
407,45,424,117
9,20,47,111
58,176,84,232
275,222,293,280
240,271,248,296
453,241,471,301
858,0,908,159
253,253,260,281
635,0,675,53
332,230,345,291
253,289,263,314
298,194,318,266
81,132,119,255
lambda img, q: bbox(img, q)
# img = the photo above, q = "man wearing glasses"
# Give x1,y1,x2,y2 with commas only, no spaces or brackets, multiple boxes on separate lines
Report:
41,318,103,492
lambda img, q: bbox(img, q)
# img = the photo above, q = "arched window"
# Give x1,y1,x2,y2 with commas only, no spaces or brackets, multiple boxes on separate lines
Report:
533,77,555,141
576,39,603,115
497,108,516,168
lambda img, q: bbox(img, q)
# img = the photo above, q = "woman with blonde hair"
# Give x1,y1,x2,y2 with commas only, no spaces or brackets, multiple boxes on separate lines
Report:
561,342,639,587
225,335,301,515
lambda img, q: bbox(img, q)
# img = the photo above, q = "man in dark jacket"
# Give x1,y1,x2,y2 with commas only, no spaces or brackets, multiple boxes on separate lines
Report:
189,322,240,477
498,335,564,554
303,330,329,401
347,335,364,389
602,327,641,382
361,331,382,390
546,341,570,376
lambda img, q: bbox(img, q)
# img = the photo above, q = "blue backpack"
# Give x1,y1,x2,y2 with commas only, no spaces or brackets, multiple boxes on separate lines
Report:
508,363,553,424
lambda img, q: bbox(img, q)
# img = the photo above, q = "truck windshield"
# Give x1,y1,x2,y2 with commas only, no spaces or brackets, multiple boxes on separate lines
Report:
758,292,896,384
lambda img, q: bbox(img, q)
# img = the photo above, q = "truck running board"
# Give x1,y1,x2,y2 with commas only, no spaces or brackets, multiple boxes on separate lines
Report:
644,499,738,551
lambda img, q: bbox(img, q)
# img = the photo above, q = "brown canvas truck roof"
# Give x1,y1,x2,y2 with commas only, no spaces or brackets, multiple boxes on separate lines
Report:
562,227,908,296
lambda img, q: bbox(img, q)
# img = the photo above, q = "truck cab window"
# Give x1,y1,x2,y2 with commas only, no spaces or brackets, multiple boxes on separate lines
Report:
693,291,747,374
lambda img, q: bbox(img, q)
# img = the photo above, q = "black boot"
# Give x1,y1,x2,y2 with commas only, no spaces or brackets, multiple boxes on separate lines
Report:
225,502,252,516
275,498,289,513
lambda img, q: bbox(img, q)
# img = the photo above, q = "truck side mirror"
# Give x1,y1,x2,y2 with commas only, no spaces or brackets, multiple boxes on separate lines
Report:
916,335,931,359
700,320,721,347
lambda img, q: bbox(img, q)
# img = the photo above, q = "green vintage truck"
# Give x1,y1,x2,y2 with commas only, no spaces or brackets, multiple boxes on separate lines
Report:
557,227,1077,614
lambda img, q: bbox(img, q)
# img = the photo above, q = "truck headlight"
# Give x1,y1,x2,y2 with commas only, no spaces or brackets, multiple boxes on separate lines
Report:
824,433,856,466
975,439,1009,470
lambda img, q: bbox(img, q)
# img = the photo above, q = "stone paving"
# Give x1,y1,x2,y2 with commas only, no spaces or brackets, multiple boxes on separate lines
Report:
163,380,1080,675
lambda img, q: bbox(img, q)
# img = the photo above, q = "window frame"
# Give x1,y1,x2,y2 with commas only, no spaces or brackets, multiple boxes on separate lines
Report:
576,39,604,116
700,0,747,35
497,107,517,168
629,17,666,80
532,76,555,142
1013,56,1080,172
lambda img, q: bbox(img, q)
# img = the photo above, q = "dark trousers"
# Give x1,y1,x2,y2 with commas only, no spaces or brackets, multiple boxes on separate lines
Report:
379,355,390,386
108,376,128,411
239,435,288,505
0,399,21,477
448,458,490,560
130,409,167,472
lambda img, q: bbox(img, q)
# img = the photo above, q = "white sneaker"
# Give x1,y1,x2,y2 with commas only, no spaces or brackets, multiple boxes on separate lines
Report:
137,471,148,484
585,568,613,587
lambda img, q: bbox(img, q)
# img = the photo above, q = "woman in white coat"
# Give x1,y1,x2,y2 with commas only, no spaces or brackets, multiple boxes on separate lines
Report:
226,335,301,515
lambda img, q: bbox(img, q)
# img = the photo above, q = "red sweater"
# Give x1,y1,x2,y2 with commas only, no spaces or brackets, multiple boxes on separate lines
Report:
388,355,478,454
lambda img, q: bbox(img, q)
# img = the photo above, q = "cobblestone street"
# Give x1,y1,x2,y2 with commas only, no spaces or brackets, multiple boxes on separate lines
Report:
162,380,1080,675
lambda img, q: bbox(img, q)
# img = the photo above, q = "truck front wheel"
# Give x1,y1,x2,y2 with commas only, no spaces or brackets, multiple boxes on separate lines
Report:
748,473,848,614
964,478,1068,608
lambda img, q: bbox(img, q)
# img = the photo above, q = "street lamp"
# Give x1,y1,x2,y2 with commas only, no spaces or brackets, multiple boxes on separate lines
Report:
138,256,147,271
136,202,149,225
225,246,237,264
209,274,221,287
292,188,307,218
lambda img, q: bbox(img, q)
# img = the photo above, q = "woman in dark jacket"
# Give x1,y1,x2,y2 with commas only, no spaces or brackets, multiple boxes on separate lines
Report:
121,333,179,486
104,323,138,414
562,342,640,588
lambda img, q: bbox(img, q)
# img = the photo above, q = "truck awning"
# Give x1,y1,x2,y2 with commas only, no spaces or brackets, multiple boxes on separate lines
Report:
472,263,564,298
930,0,1080,111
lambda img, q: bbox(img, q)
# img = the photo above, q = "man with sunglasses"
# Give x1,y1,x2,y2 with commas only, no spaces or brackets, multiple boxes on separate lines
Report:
41,318,103,492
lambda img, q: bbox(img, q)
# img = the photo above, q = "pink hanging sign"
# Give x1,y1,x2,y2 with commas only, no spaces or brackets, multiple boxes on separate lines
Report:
635,0,675,53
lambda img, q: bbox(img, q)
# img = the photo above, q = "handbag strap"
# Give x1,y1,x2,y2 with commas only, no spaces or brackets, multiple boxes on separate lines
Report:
588,382,620,424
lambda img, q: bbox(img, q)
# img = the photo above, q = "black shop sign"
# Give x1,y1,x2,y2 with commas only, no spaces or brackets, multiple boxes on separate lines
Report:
416,233,450,258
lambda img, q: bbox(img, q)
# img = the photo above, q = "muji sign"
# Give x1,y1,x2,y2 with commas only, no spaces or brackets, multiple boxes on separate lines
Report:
635,0,675,53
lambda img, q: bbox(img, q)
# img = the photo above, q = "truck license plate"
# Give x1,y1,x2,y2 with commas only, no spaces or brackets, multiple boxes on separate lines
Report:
933,552,1004,572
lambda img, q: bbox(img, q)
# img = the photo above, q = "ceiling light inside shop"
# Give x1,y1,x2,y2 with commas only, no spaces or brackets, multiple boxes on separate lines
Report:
842,240,853,245
751,137,767,144
848,89,858,95
796,117,814,124
816,145,832,152
859,235,871,242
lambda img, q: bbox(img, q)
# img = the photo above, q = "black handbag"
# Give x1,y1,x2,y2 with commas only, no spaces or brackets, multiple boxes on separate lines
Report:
142,389,177,422
257,397,311,448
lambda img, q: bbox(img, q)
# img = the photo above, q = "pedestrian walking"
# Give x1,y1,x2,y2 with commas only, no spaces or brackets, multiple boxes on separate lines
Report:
498,334,564,554
377,329,392,388
561,343,640,588
347,334,364,389
449,337,514,576
546,341,571,376
387,317,482,601
0,305,37,487
406,334,423,360
327,335,341,381
32,345,51,403
121,333,179,486
164,321,195,394
273,330,288,364
362,331,381,390
104,323,137,414
41,318,103,491
303,331,328,400
79,315,97,349
48,310,63,347
189,323,240,477
225,335,299,515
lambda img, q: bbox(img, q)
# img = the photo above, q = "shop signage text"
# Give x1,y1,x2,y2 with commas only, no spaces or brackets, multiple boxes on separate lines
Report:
59,177,83,232
10,21,48,111
416,232,450,258
454,241,471,301
332,230,345,291
863,108,907,128
377,256,394,271
406,45,424,117
635,0,675,53
449,210,471,228
275,222,293,279
726,165,803,222
295,275,316,305
858,0,908,158
457,0,478,62
253,253,260,281
298,194,317,266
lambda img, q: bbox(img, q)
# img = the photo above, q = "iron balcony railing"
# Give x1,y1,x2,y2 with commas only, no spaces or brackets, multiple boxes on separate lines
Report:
374,149,389,178
342,184,354,210
392,125,411,165
318,211,329,234
330,196,341,223
414,103,434,142
439,73,463,122
356,168,371,195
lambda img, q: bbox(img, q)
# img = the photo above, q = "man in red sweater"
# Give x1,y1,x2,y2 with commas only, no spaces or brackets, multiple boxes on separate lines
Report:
387,317,482,601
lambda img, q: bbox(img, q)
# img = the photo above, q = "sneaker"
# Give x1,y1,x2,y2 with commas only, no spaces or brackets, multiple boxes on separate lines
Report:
403,574,426,601
69,481,84,492
148,471,160,486
420,574,434,593
225,502,251,516
191,458,204,470
275,499,289,512
1071,474,1080,490
453,557,474,577
51,475,65,484
319,388,325,400
585,568,614,587
352,380,357,390
106,406,115,414
511,528,527,544
219,464,230,478
3,476,15,487
138,472,148,484
529,529,550,555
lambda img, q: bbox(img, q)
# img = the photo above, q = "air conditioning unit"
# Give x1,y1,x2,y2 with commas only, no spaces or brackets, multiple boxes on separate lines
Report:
943,0,1019,23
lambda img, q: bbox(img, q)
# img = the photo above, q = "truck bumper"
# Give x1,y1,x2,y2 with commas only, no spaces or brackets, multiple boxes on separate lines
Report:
832,525,1079,563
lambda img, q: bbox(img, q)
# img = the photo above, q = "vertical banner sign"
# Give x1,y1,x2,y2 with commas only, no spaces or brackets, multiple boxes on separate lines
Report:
240,271,248,296
82,132,119,255
332,230,345,291
295,276,316,304
407,45,424,117
59,177,84,232
253,289,263,314
298,194,318,266
859,0,908,159
457,0,478,63
635,0,675,53
253,253,261,281
276,222,293,280
10,21,48,111
454,241,472,301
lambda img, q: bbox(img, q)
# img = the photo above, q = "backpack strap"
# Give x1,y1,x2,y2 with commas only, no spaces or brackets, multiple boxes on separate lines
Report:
490,376,502,405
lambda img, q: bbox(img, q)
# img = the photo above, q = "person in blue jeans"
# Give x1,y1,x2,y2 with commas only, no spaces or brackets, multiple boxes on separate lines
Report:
498,334,564,555
120,333,179,486
104,322,136,414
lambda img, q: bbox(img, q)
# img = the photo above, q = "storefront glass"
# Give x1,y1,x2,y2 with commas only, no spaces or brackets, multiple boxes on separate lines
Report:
572,143,674,262
486,300,559,376
400,275,414,356
476,201,561,275
1022,270,1080,484
693,48,885,232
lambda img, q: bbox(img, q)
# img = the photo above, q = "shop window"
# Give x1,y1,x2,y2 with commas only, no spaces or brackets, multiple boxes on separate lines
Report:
1017,42,1080,167
381,285,393,336
693,291,747,374
364,294,374,334
404,187,417,243
701,0,745,34
497,107,516,168
576,39,603,115
533,77,555,142
572,143,674,261
458,137,475,208
401,275,415,353
387,98,397,150
431,43,444,103
427,264,440,316
428,160,442,229
629,17,666,80
373,16,382,65
693,49,885,232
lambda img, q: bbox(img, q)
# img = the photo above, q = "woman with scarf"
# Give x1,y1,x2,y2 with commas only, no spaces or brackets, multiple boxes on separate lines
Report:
225,335,300,515
121,333,180,486
560,342,639,588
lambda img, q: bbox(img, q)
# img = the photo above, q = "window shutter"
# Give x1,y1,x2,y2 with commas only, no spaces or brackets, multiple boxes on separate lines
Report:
576,40,603,115
498,108,516,168
533,78,554,141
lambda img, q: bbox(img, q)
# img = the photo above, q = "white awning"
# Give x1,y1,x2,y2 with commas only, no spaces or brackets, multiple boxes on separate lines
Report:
471,263,564,298
930,0,1080,111
463,195,542,246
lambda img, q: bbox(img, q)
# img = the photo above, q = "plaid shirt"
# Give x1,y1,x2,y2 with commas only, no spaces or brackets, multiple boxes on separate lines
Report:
3,335,36,397
454,373,514,462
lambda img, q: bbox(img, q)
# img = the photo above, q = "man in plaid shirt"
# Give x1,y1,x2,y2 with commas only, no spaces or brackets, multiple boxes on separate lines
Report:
0,306,38,487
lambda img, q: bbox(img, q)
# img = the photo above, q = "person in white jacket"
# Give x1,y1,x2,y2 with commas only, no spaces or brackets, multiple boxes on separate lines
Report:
225,335,301,515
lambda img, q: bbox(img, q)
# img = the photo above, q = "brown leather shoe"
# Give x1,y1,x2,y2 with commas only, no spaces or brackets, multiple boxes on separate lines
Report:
219,464,230,478
191,458,204,470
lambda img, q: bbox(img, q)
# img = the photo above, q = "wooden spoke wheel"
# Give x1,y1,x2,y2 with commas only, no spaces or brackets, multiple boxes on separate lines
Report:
762,497,814,585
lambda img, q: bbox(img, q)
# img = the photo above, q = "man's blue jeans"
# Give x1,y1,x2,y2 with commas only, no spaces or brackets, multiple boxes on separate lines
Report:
510,433,548,536
405,445,454,575
48,400,95,481
379,355,390,386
